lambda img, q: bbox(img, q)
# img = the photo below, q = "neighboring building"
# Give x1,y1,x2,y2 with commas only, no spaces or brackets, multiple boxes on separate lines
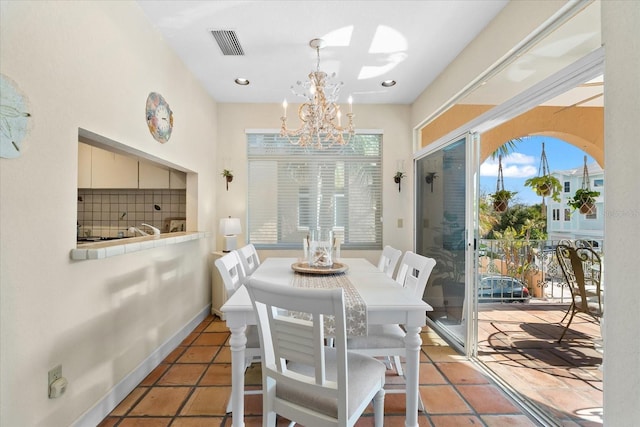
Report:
547,162,604,244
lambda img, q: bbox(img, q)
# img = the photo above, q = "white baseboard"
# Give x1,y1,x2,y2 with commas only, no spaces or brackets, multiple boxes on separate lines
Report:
72,305,211,427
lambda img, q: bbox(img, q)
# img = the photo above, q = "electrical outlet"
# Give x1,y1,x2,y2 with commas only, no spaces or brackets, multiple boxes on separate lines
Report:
397,218,403,228
48,365,62,387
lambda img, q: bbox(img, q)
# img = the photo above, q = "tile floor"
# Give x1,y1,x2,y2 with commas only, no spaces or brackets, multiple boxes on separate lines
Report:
477,303,603,426
98,315,540,427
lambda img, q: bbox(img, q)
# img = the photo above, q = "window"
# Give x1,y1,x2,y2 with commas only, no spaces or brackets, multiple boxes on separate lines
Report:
564,181,571,193
247,132,382,249
564,209,571,221
586,207,597,219
594,178,604,187
552,208,560,221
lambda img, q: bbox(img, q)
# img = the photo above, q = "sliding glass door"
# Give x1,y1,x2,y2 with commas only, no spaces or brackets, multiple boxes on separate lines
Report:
415,133,478,352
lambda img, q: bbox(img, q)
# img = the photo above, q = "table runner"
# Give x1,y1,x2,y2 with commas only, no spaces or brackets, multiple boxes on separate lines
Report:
291,272,367,336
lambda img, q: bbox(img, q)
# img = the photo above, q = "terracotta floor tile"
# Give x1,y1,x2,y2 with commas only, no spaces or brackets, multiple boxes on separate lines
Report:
436,361,491,385
140,365,169,386
117,418,171,427
97,417,119,427
422,345,466,363
177,346,219,363
192,316,214,333
109,387,147,415
171,417,226,427
481,414,540,426
204,321,231,332
420,362,447,385
457,384,520,413
158,364,207,385
180,386,230,416
181,332,199,346
193,332,228,346
215,346,232,363
163,346,186,363
199,363,232,386
419,385,472,414
378,415,431,426
128,386,192,416
430,414,484,426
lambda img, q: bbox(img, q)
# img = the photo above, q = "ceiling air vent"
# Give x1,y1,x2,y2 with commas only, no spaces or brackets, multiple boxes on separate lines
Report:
210,30,244,56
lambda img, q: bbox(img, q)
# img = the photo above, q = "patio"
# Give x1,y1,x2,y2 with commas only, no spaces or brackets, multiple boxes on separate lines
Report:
477,301,603,426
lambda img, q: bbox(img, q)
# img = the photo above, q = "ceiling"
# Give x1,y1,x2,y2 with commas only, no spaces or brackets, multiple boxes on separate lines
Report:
136,0,509,105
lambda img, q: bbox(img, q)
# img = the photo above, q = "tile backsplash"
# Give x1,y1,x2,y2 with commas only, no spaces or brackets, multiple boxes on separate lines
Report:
77,189,186,238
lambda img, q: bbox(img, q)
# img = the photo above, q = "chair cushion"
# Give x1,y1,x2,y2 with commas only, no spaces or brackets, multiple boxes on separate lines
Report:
279,347,385,419
346,324,406,349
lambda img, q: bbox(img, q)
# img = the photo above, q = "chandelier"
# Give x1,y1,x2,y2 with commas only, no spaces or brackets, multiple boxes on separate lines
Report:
280,38,355,149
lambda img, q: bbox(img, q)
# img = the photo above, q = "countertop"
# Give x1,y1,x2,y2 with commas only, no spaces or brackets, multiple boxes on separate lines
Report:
70,231,210,260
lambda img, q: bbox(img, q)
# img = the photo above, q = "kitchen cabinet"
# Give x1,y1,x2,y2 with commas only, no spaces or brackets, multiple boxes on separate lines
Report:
170,170,187,189
78,142,92,188
211,251,227,319
90,145,138,188
139,161,169,188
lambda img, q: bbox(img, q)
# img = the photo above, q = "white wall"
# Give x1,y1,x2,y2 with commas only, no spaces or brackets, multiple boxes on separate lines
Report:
411,0,567,131
602,1,640,424
215,103,414,258
0,2,217,425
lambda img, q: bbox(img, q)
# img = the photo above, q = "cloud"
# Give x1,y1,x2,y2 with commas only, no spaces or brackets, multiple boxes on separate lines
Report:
480,152,537,178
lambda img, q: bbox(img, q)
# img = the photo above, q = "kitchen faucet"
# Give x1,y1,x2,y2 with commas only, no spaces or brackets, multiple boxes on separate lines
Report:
128,223,161,237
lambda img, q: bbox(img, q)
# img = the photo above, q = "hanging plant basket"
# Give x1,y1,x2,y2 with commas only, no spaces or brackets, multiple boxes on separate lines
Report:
221,169,234,191
524,142,562,202
579,200,596,215
490,155,516,213
567,157,600,215
493,199,509,213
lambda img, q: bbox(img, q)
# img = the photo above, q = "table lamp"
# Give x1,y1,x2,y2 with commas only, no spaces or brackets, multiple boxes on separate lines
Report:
219,217,242,252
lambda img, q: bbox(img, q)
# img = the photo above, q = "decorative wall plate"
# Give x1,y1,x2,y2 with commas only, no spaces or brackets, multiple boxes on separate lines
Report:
145,92,173,143
1,74,31,159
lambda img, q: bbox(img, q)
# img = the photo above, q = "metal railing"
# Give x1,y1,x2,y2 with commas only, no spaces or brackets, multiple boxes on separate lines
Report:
478,238,604,303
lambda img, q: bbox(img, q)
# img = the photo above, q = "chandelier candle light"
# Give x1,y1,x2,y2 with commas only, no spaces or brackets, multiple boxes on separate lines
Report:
280,38,355,149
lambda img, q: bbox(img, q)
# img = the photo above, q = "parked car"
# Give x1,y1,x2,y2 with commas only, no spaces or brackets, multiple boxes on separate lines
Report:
478,275,530,303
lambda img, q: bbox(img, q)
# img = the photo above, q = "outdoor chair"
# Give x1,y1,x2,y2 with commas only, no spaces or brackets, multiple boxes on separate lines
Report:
377,245,402,278
555,244,603,343
246,279,386,427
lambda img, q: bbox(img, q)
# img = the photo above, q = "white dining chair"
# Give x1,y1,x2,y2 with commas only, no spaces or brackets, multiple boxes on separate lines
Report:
377,245,402,278
348,251,436,388
246,278,386,427
214,251,262,412
236,243,261,278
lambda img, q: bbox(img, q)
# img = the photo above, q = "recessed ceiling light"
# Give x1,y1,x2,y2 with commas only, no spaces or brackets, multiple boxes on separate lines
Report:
235,78,250,86
381,80,396,87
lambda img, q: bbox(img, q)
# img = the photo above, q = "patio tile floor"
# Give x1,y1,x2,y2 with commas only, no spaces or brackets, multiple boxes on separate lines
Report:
477,302,603,426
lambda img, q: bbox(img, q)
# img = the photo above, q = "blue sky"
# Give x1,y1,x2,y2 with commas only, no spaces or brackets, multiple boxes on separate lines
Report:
479,135,596,205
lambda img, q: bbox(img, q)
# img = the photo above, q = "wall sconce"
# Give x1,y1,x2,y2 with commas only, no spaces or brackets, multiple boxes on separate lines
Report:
219,216,242,252
394,160,405,192
425,172,437,192
393,171,405,192
221,169,234,191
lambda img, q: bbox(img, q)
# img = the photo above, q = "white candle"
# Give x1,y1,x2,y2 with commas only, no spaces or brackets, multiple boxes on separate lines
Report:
337,110,341,126
282,99,288,117
348,95,353,113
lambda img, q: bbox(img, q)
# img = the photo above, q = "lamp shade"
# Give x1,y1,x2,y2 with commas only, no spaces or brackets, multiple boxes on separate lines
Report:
219,217,242,235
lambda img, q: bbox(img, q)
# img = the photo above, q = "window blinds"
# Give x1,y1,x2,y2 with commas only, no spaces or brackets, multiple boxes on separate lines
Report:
247,133,382,250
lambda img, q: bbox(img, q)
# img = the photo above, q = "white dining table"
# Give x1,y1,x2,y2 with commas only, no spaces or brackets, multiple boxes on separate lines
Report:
221,257,433,427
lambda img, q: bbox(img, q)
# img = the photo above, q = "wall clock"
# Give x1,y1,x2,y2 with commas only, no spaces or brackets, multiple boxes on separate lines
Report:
145,92,173,143
1,74,31,159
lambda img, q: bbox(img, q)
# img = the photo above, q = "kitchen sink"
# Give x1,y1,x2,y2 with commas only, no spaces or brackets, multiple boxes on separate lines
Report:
77,236,130,243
